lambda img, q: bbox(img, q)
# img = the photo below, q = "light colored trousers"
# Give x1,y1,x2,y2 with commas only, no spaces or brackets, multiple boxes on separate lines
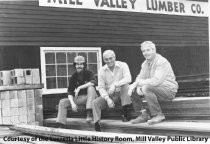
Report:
92,84,132,123
131,85,176,116
56,86,97,124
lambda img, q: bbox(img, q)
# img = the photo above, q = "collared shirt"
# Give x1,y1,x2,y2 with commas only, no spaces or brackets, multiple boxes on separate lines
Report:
67,69,96,96
136,54,178,92
98,61,132,99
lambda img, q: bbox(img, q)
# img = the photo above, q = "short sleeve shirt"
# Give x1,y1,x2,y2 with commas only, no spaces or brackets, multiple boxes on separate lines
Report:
67,69,96,96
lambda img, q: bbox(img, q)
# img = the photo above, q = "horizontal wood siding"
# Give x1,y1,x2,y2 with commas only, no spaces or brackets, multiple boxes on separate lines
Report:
0,1,208,46
0,46,40,71
101,46,209,77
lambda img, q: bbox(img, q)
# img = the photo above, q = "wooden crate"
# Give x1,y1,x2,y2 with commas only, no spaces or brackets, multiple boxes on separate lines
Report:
18,107,27,115
10,107,19,116
2,108,10,117
17,90,27,99
0,84,43,126
11,69,24,77
19,115,27,123
9,91,18,99
2,100,10,108
2,116,11,125
24,69,33,84
1,91,9,100
0,71,11,86
27,114,35,123
11,116,19,125
10,99,18,108
35,105,43,126
32,69,40,84
11,76,25,85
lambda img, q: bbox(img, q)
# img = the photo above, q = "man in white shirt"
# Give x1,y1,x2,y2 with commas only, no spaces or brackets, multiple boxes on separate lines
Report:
92,50,132,131
128,41,178,125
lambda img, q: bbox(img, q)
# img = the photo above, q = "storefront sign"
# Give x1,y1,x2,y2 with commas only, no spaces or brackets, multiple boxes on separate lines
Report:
39,0,208,17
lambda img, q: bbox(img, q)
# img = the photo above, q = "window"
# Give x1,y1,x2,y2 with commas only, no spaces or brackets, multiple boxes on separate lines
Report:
40,47,102,94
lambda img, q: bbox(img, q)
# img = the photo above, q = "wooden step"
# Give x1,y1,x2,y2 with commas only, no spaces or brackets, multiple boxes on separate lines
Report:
43,118,210,137
0,126,65,144
10,124,158,144
10,122,210,144
51,97,210,121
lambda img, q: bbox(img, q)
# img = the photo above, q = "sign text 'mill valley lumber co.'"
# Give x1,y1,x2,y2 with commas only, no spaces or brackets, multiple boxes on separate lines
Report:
39,0,208,17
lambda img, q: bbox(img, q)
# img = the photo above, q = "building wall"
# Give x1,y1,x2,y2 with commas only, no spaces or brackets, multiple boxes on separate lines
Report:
0,0,208,78
0,1,208,47
0,0,208,114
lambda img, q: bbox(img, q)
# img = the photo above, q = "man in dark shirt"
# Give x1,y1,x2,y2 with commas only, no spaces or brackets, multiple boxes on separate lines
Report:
56,55,97,128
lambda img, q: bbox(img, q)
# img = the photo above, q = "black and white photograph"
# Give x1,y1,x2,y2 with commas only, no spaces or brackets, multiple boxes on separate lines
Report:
0,0,209,143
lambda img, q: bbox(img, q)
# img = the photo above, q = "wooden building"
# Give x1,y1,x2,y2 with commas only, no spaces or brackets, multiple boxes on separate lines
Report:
0,0,209,121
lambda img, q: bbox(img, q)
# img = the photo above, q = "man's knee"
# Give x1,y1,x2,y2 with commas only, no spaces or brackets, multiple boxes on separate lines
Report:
59,98,69,108
141,85,154,95
119,84,129,96
92,98,98,107
87,86,96,94
120,84,129,91
92,97,106,110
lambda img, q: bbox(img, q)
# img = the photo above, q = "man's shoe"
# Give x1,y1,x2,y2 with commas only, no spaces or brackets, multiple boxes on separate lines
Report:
147,114,165,125
121,115,130,122
55,122,66,129
86,116,93,123
130,114,150,124
95,122,101,132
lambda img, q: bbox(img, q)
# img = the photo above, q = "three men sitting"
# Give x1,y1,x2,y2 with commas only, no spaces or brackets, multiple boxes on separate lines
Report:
56,41,178,130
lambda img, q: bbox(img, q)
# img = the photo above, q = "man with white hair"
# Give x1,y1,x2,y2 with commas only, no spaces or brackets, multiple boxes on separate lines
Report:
128,41,178,125
92,50,132,131
56,55,97,128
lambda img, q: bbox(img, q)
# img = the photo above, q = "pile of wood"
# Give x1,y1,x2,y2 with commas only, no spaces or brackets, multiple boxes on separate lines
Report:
0,68,40,86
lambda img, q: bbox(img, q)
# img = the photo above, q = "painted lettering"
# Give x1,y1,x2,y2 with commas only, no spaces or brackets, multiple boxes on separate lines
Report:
174,2,178,12
122,0,127,8
152,0,157,10
168,1,173,12
129,0,136,9
196,4,201,13
43,0,206,17
69,0,75,4
94,0,100,6
179,3,185,13
101,0,110,7
146,0,152,10
191,4,196,13
110,0,116,8
48,0,82,5
147,0,186,13
159,1,167,11
116,0,121,8
191,4,202,14
77,0,82,5
94,0,134,9
48,0,62,4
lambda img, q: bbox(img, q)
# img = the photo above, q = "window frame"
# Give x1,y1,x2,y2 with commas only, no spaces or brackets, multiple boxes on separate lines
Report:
40,47,102,94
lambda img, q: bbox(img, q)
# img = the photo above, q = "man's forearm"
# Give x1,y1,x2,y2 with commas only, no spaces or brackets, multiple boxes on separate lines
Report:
78,82,94,90
98,88,109,100
131,81,138,88
68,95,75,105
117,75,131,87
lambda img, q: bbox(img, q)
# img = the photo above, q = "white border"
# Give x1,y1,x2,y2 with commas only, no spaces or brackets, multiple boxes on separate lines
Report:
40,47,102,95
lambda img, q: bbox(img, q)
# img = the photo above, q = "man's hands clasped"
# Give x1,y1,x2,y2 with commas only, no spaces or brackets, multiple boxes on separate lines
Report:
71,102,78,112
106,97,115,108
